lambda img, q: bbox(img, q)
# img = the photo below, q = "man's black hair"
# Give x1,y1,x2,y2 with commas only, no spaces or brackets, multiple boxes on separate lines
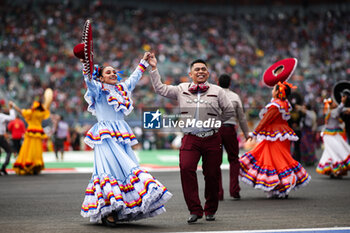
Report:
190,59,207,69
218,74,231,88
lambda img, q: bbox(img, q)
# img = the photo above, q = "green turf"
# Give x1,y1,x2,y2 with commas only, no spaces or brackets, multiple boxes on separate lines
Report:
1,150,229,169
44,162,93,168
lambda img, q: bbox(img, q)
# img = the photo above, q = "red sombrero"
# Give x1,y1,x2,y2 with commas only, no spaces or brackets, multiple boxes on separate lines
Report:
73,19,94,79
262,58,298,87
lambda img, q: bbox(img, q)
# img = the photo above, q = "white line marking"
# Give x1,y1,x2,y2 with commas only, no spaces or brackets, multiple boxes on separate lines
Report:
168,227,350,233
157,155,179,162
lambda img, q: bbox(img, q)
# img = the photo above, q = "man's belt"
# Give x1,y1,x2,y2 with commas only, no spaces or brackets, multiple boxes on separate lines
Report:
187,129,218,138
222,123,235,127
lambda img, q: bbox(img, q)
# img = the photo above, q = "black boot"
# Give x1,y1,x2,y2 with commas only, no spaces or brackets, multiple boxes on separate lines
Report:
1,168,8,175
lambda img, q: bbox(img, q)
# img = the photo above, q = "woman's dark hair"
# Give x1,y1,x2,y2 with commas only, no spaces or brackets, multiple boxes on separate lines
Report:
275,83,291,99
284,85,291,98
98,66,105,77
35,102,45,111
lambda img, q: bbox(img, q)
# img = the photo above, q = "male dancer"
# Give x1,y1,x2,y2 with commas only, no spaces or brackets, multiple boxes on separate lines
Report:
148,53,234,223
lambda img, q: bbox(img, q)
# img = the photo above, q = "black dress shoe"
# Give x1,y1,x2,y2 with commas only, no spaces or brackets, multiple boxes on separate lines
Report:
187,214,202,223
1,169,8,175
101,215,117,227
205,214,215,221
232,193,240,201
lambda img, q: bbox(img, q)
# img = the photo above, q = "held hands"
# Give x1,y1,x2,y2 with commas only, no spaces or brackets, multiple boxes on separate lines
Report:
147,53,157,70
246,136,253,142
9,101,21,113
142,52,151,61
8,101,13,109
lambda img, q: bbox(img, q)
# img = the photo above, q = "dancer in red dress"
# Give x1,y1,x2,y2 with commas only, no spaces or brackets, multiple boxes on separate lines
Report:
239,58,311,198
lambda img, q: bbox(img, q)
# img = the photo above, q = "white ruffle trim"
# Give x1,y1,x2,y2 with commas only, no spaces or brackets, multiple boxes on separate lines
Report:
84,90,97,116
255,133,299,142
84,136,138,149
84,121,138,149
83,80,134,116
81,171,172,222
259,100,292,121
103,82,134,116
240,160,311,198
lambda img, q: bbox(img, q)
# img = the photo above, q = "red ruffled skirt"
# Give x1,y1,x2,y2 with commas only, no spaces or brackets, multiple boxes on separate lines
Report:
239,139,310,198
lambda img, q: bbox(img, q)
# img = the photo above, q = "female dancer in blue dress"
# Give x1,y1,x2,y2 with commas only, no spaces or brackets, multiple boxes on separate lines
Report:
79,52,172,226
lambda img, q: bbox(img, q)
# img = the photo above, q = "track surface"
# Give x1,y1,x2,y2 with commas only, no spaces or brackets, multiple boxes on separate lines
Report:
0,167,349,233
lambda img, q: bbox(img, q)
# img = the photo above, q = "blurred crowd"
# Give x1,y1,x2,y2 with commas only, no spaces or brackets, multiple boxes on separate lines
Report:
0,1,350,150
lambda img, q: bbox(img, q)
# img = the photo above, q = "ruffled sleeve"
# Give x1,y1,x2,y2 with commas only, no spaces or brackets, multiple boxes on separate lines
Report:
250,100,298,142
83,60,148,117
124,59,149,92
84,74,102,116
21,109,33,122
102,83,134,116
259,99,292,121
252,107,280,136
331,102,344,118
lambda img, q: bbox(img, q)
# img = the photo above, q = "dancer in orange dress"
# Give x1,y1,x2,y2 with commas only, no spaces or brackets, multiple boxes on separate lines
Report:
239,58,311,198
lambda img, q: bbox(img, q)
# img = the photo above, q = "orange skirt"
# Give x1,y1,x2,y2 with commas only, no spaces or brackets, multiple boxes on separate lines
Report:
239,139,310,198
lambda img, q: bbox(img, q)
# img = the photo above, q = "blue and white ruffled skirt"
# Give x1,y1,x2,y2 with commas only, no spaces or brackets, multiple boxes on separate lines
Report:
81,137,172,222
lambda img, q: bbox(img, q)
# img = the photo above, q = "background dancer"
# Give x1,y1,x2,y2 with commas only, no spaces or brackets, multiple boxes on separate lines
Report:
239,58,310,198
316,84,350,178
11,89,53,175
217,74,251,201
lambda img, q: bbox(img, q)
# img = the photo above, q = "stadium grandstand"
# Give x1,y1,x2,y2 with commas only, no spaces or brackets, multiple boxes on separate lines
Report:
1,0,350,149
